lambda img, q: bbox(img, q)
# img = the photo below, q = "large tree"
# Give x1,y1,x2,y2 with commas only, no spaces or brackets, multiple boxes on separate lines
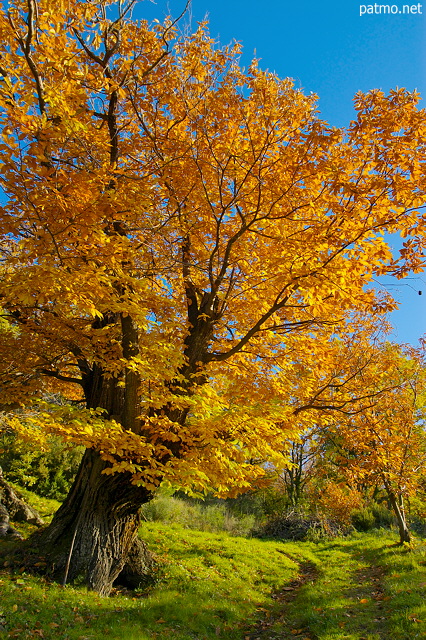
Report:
0,0,425,594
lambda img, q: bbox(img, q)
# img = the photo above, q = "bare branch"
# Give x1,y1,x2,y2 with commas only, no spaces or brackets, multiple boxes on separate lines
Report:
39,369,83,386
8,0,46,114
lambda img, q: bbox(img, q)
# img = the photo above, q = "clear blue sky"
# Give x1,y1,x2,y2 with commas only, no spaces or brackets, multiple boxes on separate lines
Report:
136,0,426,345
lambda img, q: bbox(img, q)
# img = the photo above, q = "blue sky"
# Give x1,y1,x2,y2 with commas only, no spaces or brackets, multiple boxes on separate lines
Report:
136,0,426,345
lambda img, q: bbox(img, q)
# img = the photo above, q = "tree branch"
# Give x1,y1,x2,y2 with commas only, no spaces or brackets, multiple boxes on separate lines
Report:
8,0,46,115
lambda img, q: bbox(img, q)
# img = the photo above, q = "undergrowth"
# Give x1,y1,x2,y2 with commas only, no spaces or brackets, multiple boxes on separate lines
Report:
141,494,257,537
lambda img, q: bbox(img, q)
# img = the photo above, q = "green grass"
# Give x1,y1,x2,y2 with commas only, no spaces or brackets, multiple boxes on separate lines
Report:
1,487,426,639
1,487,311,640
265,532,426,640
0,523,311,640
138,523,316,639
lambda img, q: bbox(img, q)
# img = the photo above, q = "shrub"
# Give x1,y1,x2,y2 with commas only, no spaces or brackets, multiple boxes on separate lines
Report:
224,485,290,519
0,429,83,501
351,502,394,532
371,502,394,528
254,510,347,541
313,482,363,526
351,506,376,532
409,517,426,537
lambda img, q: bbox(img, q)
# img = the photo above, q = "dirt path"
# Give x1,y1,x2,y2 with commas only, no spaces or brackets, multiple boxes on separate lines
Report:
243,541,394,640
244,561,320,640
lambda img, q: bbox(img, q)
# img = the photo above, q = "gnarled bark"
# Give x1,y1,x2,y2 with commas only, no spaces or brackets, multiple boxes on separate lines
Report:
30,448,156,596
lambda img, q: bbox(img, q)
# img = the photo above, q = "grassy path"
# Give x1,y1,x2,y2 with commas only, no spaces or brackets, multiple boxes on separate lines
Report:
245,560,320,639
1,491,426,640
244,534,426,640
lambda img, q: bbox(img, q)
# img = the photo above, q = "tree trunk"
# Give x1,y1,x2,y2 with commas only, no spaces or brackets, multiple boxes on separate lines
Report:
31,448,156,596
387,490,411,544
29,305,213,596
30,313,158,596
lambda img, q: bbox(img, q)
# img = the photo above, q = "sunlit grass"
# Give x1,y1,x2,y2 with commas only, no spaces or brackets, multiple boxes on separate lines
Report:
270,532,426,640
7,483,60,539
1,487,426,639
1,506,311,639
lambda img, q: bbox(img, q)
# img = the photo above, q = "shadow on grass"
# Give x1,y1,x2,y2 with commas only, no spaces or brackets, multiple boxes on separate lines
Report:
0,566,248,640
1,526,300,640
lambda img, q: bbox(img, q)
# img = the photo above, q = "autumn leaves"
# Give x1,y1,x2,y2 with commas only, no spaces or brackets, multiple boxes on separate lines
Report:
0,0,425,498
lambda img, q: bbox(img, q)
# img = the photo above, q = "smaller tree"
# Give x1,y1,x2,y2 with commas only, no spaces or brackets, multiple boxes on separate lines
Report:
316,343,426,544
279,435,318,508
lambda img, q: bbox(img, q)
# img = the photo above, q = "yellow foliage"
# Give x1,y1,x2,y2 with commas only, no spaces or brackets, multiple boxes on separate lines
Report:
314,342,426,511
314,482,363,526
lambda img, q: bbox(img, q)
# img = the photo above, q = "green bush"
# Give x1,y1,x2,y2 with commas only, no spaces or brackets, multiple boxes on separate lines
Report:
0,429,83,501
351,507,376,532
223,485,290,519
409,517,426,537
174,481,291,521
371,502,394,528
351,502,394,532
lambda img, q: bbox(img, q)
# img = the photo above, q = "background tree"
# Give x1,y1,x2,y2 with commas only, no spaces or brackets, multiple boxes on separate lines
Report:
279,434,318,509
312,343,426,544
262,323,411,514
0,0,425,593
